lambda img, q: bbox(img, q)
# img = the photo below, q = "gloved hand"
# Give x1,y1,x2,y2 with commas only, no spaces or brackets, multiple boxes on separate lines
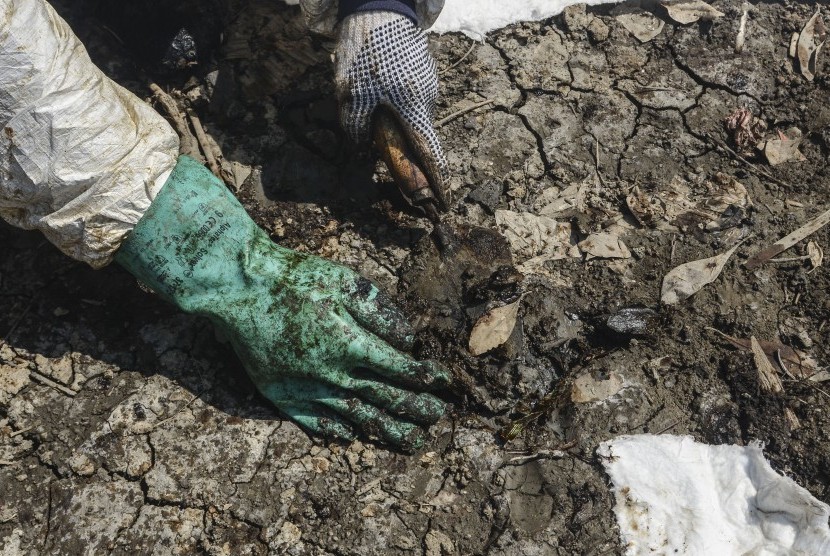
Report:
335,10,449,205
116,156,450,451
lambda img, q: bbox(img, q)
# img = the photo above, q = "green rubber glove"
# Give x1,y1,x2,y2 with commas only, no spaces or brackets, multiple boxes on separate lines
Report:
115,156,450,451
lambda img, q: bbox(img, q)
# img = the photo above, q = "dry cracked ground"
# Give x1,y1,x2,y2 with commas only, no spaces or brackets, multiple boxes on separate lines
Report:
3,0,830,554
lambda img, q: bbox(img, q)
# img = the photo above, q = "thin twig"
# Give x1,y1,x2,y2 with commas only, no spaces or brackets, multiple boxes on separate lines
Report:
9,426,32,438
440,40,477,75
0,460,15,466
436,99,494,127
30,371,76,397
187,109,222,179
149,83,200,159
708,135,790,189
768,256,811,263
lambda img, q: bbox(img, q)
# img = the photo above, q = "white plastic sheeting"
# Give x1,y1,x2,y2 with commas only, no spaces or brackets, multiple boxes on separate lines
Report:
285,0,444,35
282,0,622,37
0,0,179,267
431,0,621,38
599,435,830,555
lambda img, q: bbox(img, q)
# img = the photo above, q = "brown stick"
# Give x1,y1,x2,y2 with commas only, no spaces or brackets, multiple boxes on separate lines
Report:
744,208,830,269
149,83,199,159
30,371,76,397
187,109,222,179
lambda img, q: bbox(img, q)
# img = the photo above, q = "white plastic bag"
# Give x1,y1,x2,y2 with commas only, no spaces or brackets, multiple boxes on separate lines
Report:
0,0,179,267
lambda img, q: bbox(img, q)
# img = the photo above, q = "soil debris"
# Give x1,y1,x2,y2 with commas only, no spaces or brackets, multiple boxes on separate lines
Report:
723,107,767,155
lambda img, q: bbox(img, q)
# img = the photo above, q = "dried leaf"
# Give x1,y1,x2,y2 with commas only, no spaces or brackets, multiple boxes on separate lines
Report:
571,371,625,403
495,211,578,276
796,10,827,81
613,7,665,42
661,243,740,305
578,232,632,260
745,208,830,269
469,301,521,356
536,184,581,217
784,407,801,431
789,32,800,58
710,330,822,379
807,241,824,271
751,336,784,393
664,0,725,25
762,127,806,165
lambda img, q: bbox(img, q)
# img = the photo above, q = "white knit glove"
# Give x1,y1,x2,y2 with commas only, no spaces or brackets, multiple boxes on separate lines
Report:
335,12,448,202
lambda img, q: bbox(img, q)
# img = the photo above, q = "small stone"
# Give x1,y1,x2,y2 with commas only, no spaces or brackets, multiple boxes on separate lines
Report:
68,453,95,476
53,307,69,317
425,530,455,556
467,179,502,212
587,18,610,42
420,451,438,466
562,4,589,33
311,457,330,474
273,522,302,548
360,503,379,518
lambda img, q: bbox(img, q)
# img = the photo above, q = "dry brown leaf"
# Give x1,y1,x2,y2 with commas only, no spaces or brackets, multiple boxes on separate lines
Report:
796,10,827,81
469,300,521,356
762,127,807,165
789,31,800,58
661,243,740,305
664,0,725,25
495,210,578,276
571,371,625,403
751,336,784,394
613,7,665,42
578,232,631,260
807,241,824,271
710,330,822,379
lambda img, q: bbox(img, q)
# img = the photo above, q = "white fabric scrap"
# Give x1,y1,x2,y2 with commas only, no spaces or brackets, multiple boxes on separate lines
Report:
598,434,830,555
0,0,179,268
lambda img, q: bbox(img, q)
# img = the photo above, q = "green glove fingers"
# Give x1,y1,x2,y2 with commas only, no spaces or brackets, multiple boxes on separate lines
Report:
344,379,446,425
343,323,452,389
263,378,432,452
320,397,425,452
116,156,450,450
276,401,356,442
343,276,415,351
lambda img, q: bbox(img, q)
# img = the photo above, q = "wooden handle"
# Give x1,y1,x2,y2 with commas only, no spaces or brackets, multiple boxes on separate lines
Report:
373,109,434,205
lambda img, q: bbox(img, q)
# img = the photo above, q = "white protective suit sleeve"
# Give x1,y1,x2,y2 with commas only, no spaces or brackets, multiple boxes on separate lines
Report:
0,0,180,268
293,0,445,36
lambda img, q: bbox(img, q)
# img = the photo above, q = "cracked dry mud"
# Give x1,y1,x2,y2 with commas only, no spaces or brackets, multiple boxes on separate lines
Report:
2,1,830,554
